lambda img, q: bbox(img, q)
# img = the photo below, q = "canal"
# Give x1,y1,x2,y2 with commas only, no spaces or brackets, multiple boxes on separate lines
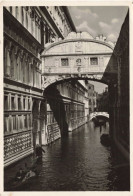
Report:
4,121,130,191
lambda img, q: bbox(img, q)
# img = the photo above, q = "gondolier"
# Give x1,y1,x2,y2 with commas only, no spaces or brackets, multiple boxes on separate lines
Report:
36,144,45,158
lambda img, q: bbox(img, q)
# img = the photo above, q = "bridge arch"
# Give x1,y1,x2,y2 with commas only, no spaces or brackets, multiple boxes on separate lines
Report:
89,112,109,121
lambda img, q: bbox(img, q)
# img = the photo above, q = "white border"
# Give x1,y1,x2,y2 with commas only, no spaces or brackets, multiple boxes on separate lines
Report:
0,1,132,196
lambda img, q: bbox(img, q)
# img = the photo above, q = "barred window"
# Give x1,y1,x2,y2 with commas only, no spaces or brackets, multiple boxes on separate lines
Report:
61,58,69,66
90,57,98,65
76,58,81,66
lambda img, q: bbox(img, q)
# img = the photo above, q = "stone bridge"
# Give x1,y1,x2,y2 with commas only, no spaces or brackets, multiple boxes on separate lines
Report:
41,32,117,89
89,112,109,121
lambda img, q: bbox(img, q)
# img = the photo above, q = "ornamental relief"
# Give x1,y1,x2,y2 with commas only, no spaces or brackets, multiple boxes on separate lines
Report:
75,42,83,52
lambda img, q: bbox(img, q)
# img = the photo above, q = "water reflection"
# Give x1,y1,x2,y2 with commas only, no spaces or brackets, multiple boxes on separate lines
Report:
5,121,130,191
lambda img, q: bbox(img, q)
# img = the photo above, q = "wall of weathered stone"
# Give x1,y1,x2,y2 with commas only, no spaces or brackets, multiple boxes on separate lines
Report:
110,10,129,160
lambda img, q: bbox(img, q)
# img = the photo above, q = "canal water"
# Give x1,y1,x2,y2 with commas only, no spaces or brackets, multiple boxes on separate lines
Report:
4,121,130,191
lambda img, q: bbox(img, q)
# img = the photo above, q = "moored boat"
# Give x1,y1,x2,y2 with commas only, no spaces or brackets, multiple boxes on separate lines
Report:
100,133,111,146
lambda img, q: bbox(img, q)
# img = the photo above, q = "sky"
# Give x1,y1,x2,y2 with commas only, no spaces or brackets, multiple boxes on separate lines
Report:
68,6,128,93
68,6,128,43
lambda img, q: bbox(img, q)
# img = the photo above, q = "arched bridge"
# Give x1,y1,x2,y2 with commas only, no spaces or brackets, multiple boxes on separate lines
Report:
89,112,109,121
41,32,117,89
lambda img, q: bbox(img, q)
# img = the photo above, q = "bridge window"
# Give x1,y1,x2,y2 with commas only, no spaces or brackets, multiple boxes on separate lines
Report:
76,58,81,66
61,58,69,66
90,57,98,65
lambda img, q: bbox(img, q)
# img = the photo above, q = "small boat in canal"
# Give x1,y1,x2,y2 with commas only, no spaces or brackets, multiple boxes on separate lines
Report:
93,117,106,127
100,133,111,146
5,157,41,191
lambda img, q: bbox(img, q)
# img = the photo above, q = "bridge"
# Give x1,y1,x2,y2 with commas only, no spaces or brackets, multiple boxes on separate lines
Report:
89,112,109,121
41,32,117,89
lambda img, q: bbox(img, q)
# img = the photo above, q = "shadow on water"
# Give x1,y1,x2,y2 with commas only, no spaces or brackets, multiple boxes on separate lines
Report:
44,84,68,137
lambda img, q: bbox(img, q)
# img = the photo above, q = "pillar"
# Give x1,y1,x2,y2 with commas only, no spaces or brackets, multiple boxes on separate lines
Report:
18,7,22,23
6,43,11,77
12,7,16,17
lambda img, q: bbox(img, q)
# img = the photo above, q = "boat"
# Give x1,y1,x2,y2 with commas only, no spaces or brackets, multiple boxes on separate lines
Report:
6,173,37,191
93,117,106,127
5,157,41,191
100,133,111,146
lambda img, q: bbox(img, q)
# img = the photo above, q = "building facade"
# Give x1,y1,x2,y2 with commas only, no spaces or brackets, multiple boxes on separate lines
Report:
87,83,97,113
44,80,89,145
97,87,109,112
3,6,76,167
109,11,129,160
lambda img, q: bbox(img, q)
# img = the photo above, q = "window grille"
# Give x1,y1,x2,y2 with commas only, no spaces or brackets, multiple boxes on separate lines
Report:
61,58,69,66
90,57,98,65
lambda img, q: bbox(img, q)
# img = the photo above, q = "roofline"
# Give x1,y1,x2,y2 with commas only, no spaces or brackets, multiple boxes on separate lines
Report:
62,7,77,32
42,38,114,56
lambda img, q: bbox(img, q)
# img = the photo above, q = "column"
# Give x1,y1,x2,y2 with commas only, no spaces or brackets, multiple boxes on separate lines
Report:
29,62,31,85
23,7,26,28
26,96,28,110
4,43,7,76
21,96,23,111
19,50,23,82
6,45,11,77
26,57,29,85
33,16,36,38
28,9,32,33
8,93,11,110
12,7,16,17
39,63,41,88
21,115,24,130
18,7,22,23
6,6,10,11
38,26,41,43
34,63,37,87
9,115,13,132
43,22,46,45
36,21,38,41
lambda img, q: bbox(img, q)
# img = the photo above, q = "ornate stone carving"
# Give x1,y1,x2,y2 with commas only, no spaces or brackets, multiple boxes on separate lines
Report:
75,42,82,52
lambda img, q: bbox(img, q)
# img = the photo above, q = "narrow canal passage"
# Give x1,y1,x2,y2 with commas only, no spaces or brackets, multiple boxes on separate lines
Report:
5,122,130,191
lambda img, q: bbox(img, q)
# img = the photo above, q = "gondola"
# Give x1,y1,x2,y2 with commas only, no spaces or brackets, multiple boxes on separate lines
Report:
93,117,106,127
5,157,41,191
100,133,111,146
6,173,37,191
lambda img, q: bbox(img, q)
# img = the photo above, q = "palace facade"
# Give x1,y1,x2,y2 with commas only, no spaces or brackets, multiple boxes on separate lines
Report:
3,6,76,167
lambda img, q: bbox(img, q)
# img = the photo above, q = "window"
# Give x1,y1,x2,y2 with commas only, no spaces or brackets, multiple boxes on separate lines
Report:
45,26,49,44
23,98,25,110
24,115,27,128
28,99,31,110
76,58,81,66
12,116,16,130
4,96,8,110
90,57,98,65
18,115,23,129
18,97,21,110
61,58,68,66
11,96,15,110
4,117,7,133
